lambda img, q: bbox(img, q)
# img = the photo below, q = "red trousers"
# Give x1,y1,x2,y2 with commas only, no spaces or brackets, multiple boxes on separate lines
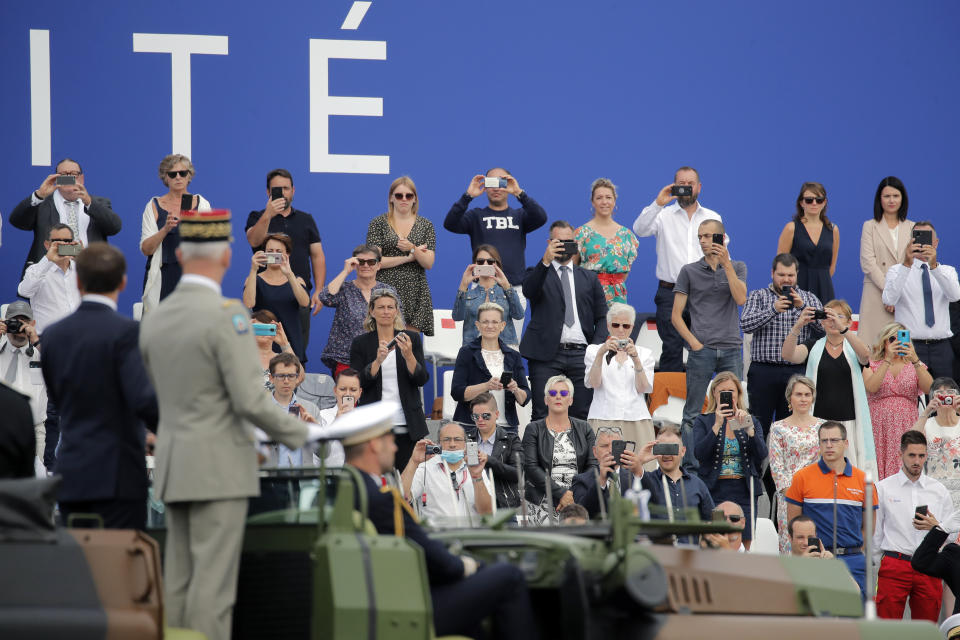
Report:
876,554,942,621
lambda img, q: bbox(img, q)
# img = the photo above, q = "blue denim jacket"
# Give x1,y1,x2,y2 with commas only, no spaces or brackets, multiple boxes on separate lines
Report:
452,283,524,345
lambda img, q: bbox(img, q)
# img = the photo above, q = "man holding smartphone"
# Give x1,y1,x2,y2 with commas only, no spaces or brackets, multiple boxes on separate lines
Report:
265,353,321,468
787,515,833,558
571,425,641,519
872,430,952,621
882,221,960,380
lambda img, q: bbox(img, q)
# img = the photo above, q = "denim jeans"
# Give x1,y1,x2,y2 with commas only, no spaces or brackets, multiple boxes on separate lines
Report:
681,347,743,431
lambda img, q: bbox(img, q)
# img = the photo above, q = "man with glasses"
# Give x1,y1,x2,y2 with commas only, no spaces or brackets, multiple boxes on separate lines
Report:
401,422,494,524
572,425,642,519
465,392,523,510
9,158,122,277
245,168,326,350
264,353,320,468
785,421,877,597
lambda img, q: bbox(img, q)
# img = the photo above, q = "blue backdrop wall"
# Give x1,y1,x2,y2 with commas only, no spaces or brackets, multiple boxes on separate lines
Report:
2,1,959,385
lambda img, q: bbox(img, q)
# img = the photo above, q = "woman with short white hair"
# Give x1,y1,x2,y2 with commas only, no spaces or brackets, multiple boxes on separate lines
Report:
584,303,655,467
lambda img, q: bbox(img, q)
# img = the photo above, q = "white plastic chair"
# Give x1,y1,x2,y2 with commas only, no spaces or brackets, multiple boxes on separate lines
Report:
422,309,463,397
751,517,780,555
651,395,685,427
298,372,336,410
442,370,456,422
635,317,663,369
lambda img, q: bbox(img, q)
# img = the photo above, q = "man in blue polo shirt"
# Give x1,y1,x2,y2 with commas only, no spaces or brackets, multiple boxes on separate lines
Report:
785,421,877,597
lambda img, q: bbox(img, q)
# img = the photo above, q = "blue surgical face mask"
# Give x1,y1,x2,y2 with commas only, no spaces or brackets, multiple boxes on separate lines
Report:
440,449,465,464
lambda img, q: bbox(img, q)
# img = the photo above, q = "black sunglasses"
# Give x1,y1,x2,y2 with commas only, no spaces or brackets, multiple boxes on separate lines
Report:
471,412,493,421
476,259,498,265
393,192,415,201
356,258,379,266
610,323,632,329
802,197,825,205
166,170,190,179
726,514,743,523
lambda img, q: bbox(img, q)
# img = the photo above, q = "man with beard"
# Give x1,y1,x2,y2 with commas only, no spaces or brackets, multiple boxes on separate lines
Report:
632,167,722,372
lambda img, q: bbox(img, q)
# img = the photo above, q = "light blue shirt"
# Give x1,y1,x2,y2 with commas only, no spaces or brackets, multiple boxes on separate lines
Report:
272,393,303,467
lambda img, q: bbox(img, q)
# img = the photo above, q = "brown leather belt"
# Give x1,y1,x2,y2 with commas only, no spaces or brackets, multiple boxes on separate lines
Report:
659,280,675,289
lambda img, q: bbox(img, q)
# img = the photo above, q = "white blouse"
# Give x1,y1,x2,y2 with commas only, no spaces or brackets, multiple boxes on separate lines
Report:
583,343,655,421
481,348,509,426
380,350,406,429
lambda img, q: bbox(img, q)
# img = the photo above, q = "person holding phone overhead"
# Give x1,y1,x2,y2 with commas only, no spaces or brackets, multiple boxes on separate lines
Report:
913,377,960,510
452,244,524,348
692,372,767,549
863,323,933,480
575,178,639,304
776,182,839,304
140,154,211,313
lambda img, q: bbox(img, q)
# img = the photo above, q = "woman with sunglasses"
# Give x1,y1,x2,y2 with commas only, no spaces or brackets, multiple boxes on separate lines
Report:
776,182,839,304
584,303,655,469
350,289,429,470
522,375,597,525
451,302,530,435
863,322,932,479
574,178,639,305
318,244,400,377
452,244,524,348
366,176,436,335
692,371,767,549
140,154,211,313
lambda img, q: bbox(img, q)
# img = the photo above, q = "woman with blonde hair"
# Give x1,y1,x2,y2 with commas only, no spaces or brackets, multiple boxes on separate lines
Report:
366,176,437,335
768,374,824,552
863,322,932,479
574,178,639,304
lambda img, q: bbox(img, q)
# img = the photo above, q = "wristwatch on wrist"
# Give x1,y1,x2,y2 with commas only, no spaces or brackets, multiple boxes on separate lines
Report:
472,476,483,483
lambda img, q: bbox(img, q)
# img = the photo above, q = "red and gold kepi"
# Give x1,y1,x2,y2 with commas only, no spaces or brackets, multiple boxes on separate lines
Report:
179,209,233,243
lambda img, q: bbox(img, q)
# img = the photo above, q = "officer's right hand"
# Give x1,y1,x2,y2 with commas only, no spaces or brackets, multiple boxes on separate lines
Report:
466,174,485,198
37,174,59,199
655,184,676,207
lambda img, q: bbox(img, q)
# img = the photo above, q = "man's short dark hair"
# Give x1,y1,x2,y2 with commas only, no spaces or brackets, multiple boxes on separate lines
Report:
818,420,847,440
48,223,74,241
913,220,936,232
558,503,589,523
352,244,382,260
269,352,302,375
787,514,815,537
55,158,83,174
266,168,293,189
549,220,574,234
674,166,700,183
76,243,125,293
334,367,360,384
901,430,927,451
469,391,498,411
772,253,799,271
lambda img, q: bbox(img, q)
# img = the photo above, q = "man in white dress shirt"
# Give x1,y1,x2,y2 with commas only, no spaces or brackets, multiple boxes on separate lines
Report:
632,167,722,372
873,430,952,621
882,220,960,381
0,301,46,471
17,223,81,334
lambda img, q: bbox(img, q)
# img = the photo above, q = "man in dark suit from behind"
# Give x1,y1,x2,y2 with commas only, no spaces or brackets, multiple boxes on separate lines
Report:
9,158,122,276
41,243,158,529
0,382,37,478
520,220,608,420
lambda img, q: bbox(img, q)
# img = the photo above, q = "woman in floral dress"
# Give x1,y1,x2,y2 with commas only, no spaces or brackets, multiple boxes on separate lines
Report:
768,375,824,553
575,178,639,304
863,322,933,479
914,377,960,509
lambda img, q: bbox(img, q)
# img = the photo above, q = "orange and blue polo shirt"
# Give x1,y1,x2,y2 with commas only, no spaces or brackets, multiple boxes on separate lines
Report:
784,457,877,550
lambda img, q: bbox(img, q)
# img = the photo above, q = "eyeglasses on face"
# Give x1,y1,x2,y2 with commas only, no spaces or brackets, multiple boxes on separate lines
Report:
548,389,570,397
393,192,416,201
802,197,825,205
819,438,844,445
167,170,190,179
476,258,498,265
471,412,493,421
58,171,82,177
271,373,297,381
356,258,379,266
610,323,632,329
440,437,465,444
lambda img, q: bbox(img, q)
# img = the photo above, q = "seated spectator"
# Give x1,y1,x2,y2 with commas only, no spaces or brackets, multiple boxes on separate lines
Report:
769,375,825,553
559,503,589,525
781,299,874,471
692,372,767,549
313,367,362,467
863,322,932,479
702,501,746,551
574,178,639,305
466,392,523,510
264,353,319,468
17,223,81,334
584,302,655,465
140,154,211,312
453,244,524,347
366,177,436,335
787,515,834,558
911,509,960,617
572,426,642,519
522,375,597,525
401,422,494,524
672,219,747,431
452,302,530,435
0,301,46,471
318,245,399,377
634,425,714,544
914,377,960,510
350,289,429,470
243,233,310,363
252,309,294,391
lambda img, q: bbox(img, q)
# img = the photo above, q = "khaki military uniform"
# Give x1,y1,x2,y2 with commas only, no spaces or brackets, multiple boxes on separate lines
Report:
140,280,308,640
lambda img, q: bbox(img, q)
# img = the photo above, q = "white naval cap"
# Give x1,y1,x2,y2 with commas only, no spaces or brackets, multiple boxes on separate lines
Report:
941,613,960,639
326,401,401,446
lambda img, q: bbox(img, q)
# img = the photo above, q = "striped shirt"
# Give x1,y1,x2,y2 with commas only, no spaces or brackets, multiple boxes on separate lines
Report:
739,284,823,364
784,457,877,550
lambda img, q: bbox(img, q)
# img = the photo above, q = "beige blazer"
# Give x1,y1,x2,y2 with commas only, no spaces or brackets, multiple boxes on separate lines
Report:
858,218,914,345
139,282,308,503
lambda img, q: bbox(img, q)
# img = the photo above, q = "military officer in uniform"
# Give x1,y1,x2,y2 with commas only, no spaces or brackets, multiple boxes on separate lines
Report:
139,209,321,640
337,402,540,640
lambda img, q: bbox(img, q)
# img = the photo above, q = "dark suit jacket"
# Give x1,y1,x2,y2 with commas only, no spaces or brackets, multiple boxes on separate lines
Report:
350,329,430,440
9,194,122,275
519,261,609,361
912,526,960,614
692,413,768,495
572,466,633,519
41,301,158,502
521,417,597,504
0,384,36,478
464,425,523,508
451,338,530,427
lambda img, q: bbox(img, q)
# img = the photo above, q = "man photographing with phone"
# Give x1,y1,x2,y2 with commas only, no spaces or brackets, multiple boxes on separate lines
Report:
787,515,834,558
882,221,960,380
264,353,321,468
571,425,641,519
